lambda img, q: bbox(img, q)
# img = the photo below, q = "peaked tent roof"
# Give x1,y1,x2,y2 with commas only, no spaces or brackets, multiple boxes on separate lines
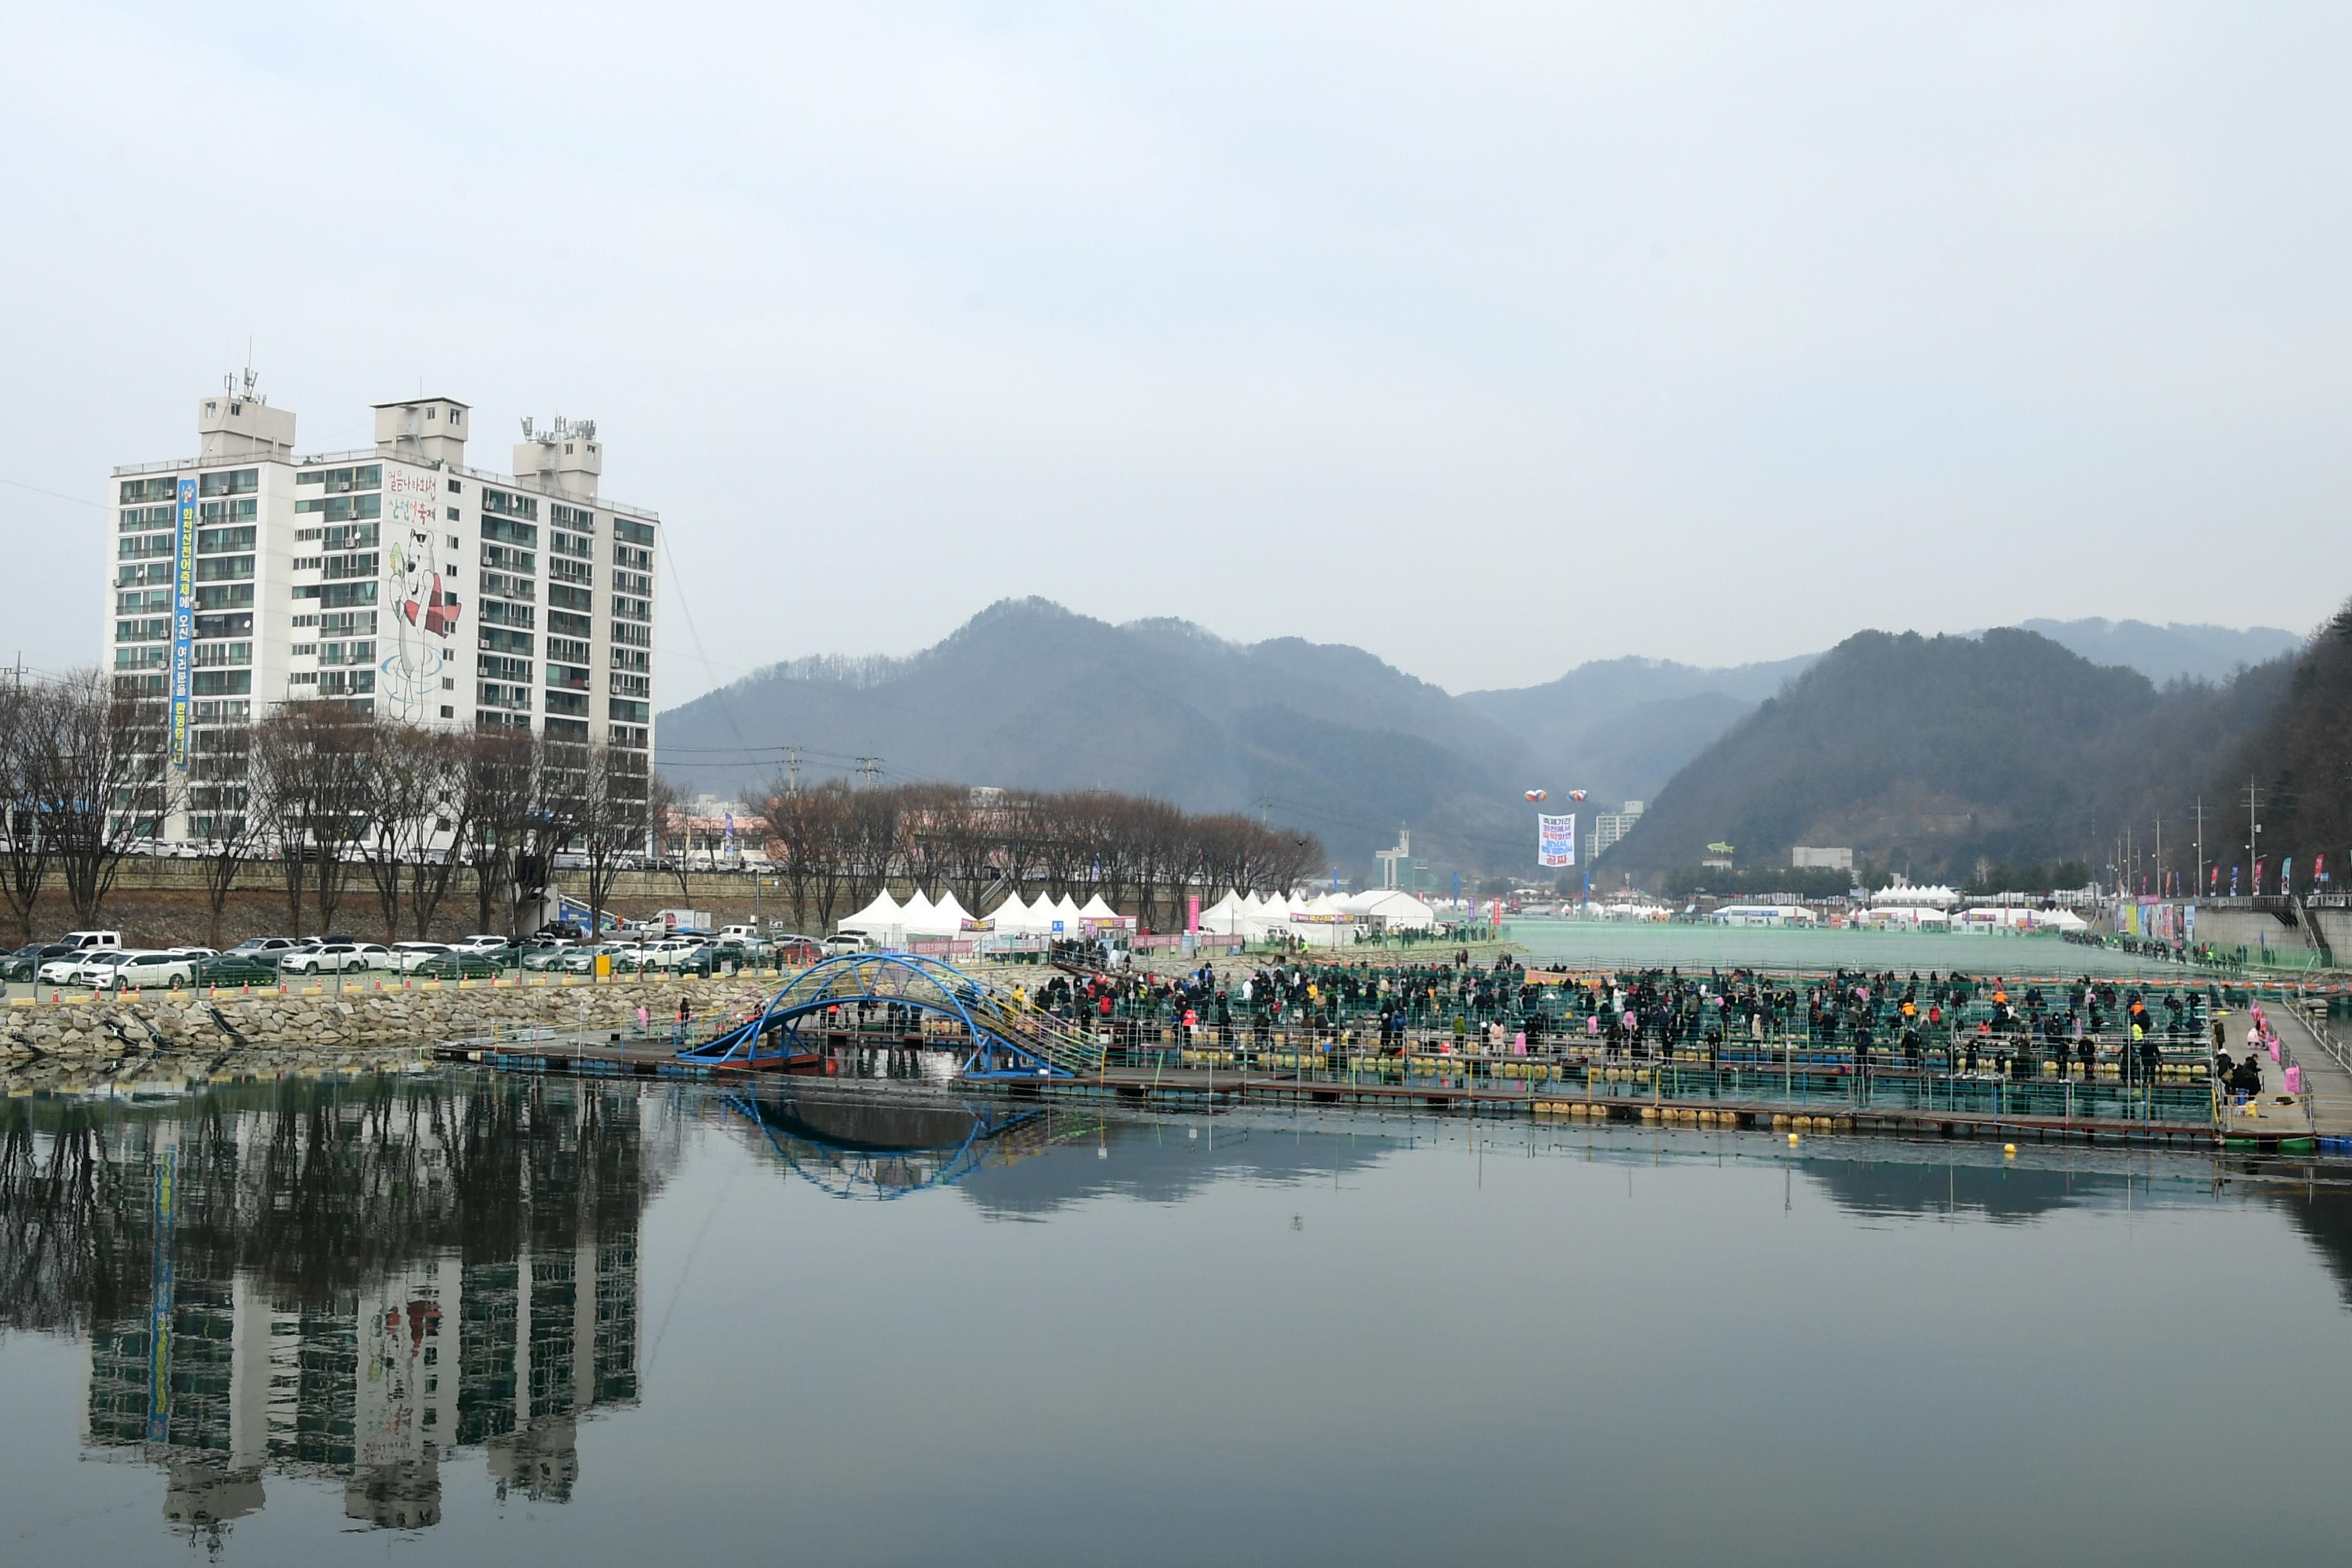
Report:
841,889,903,930
1078,894,1120,920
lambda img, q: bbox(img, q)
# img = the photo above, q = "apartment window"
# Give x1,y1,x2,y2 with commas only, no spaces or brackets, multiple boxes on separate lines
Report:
194,583,257,611
191,642,252,668
117,588,171,616
197,525,257,554
481,572,535,603
609,723,649,749
612,620,650,649
446,506,460,521
483,516,538,548
291,643,317,658
481,543,536,575
551,530,593,559
613,543,652,573
544,716,589,742
545,689,589,717
319,582,378,608
611,646,649,673
119,505,175,532
548,584,593,613
196,554,254,583
119,476,177,504
294,493,382,521
608,698,650,723
115,618,170,644
612,569,652,597
614,518,653,545
477,681,532,711
195,612,254,638
481,489,538,522
318,669,375,697
117,562,170,588
297,527,323,542
547,636,590,664
197,468,259,498
547,609,591,639
191,670,252,696
478,627,534,656
612,595,652,623
295,464,382,493
321,523,380,552
440,705,454,719
321,611,377,636
293,557,322,571
609,671,651,699
447,478,462,493
481,600,536,630
290,614,321,629
199,498,258,524
117,534,174,561
480,654,531,683
551,504,596,531
551,557,591,586
288,671,318,686
322,551,378,581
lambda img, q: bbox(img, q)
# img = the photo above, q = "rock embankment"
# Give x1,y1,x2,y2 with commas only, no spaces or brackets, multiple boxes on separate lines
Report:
0,974,782,1071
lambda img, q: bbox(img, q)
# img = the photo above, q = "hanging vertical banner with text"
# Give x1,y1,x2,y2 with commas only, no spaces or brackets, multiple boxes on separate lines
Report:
170,476,197,768
1538,813,1576,867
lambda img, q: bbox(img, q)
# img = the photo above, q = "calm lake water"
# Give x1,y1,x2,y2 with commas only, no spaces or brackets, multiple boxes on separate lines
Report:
4,1070,2350,1565
1512,916,2186,977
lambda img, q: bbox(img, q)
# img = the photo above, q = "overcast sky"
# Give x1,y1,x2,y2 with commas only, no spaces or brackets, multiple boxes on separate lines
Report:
5,2,2346,704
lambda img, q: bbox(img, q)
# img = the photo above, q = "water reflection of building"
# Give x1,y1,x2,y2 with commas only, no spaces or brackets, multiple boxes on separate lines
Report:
19,1077,664,1538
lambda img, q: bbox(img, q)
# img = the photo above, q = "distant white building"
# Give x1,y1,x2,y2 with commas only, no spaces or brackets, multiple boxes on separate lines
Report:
1591,801,1645,859
1790,846,1854,871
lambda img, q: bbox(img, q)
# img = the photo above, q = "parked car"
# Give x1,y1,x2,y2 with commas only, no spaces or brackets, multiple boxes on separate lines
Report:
409,951,505,980
0,943,68,983
108,950,199,990
518,943,576,972
771,936,823,966
535,921,587,943
66,951,141,987
224,936,302,961
39,952,111,986
279,943,393,975
449,934,515,957
389,942,454,973
195,954,280,987
54,930,123,954
821,933,874,956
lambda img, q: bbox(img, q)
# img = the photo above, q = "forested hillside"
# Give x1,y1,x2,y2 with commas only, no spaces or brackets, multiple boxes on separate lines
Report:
1614,627,2293,883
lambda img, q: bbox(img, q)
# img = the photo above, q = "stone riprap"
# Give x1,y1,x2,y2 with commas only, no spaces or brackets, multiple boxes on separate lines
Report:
0,974,783,1075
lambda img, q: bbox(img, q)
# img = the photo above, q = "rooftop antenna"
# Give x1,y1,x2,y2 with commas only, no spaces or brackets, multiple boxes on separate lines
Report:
521,416,534,438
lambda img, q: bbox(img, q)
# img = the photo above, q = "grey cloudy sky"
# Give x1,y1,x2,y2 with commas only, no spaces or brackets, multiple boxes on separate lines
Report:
5,2,2346,704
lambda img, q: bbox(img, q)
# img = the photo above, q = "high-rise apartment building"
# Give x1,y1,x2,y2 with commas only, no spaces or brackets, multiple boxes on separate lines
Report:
1590,800,1645,860
105,384,658,839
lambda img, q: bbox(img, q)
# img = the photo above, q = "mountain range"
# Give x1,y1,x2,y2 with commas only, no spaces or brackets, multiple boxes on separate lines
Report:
656,603,2306,877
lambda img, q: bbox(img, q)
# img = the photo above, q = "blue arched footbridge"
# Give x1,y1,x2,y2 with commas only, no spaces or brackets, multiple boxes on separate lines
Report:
721,1091,1078,1200
676,951,1106,1079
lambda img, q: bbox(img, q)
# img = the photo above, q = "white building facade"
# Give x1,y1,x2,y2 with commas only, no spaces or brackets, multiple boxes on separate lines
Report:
106,389,658,839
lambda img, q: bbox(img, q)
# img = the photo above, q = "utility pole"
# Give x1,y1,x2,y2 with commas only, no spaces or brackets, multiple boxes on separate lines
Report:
2153,814,2162,900
2195,796,2204,898
785,746,801,794
1258,794,1273,827
2245,776,2262,897
856,755,881,789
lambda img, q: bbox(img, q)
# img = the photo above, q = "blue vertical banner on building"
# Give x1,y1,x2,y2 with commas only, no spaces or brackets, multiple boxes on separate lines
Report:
170,476,197,768
145,1146,177,1444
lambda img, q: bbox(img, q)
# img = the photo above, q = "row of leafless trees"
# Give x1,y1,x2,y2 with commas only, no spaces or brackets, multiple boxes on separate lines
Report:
0,671,669,945
756,779,1325,934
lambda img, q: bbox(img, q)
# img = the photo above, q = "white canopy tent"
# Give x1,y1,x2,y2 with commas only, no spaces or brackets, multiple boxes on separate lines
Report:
1341,889,1438,930
838,889,905,943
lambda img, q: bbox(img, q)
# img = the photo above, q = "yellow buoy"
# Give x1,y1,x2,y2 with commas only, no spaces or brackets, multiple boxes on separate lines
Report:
1788,1132,1801,1146
2003,1143,2017,1157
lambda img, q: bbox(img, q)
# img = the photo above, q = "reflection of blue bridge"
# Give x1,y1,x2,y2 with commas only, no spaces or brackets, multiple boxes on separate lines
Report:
723,1092,1059,1200
676,952,1105,1079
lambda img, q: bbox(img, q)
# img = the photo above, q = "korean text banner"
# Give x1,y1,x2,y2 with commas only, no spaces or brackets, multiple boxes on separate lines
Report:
170,477,197,768
1538,814,1576,868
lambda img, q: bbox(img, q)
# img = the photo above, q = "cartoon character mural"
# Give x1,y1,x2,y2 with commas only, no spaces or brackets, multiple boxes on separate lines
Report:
382,482,460,721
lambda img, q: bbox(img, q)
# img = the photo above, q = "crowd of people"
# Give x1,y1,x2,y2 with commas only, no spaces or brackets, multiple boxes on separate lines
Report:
1010,952,2233,1079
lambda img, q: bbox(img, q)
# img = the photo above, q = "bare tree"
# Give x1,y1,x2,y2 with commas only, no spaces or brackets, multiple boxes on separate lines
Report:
571,743,646,937
646,770,691,903
250,702,371,936
188,720,264,948
355,722,449,942
29,672,178,928
0,676,53,941
402,730,473,939
460,728,536,937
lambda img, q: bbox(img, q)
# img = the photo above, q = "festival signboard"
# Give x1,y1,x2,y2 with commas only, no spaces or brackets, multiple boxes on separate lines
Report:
1538,814,1576,868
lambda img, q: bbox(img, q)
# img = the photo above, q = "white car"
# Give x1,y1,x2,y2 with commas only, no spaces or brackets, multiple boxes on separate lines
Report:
279,943,393,975
72,951,142,986
449,934,513,957
41,952,123,986
108,950,199,990
389,941,454,972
